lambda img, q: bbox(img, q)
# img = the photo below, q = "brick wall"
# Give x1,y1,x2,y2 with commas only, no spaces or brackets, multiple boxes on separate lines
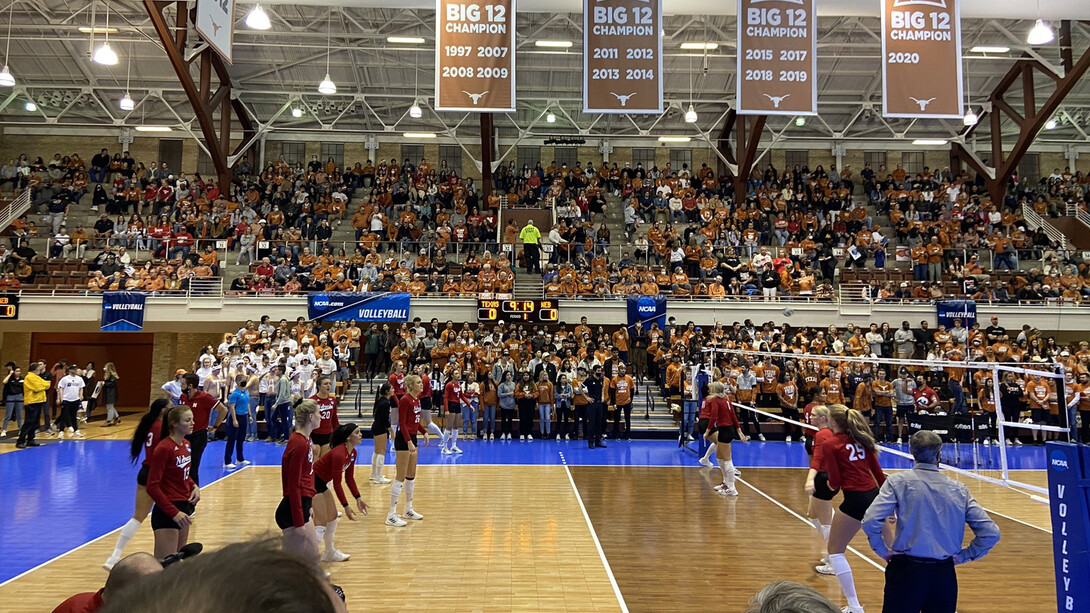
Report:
0,332,33,368
147,332,222,402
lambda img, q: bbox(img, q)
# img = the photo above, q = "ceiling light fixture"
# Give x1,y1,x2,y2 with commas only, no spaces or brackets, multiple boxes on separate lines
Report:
658,136,691,143
535,40,572,48
409,101,423,118
24,100,36,112
387,36,426,44
291,107,303,118
684,105,698,123
403,132,436,139
318,13,336,94
684,54,697,123
135,125,173,132
92,0,118,65
1027,20,1054,45
968,46,1010,53
0,0,13,87
546,112,556,123
245,4,271,30
912,139,948,146
680,42,718,50
795,116,806,127
78,26,118,34
408,65,422,118
119,41,134,110
1045,118,1057,130
963,107,978,126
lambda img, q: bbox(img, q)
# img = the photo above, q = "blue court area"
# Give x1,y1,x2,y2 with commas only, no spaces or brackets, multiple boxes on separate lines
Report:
0,438,1048,584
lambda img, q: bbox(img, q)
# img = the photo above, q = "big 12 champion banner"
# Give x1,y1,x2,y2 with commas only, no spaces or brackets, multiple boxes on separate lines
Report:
881,0,963,118
583,0,663,114
435,0,516,112
736,0,817,116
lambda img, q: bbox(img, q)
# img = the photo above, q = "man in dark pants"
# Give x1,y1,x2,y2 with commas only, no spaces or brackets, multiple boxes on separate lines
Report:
862,431,1000,613
179,374,227,486
584,365,606,449
16,361,50,448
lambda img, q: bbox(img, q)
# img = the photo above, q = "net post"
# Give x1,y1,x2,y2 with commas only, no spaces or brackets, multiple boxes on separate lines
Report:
991,362,1010,484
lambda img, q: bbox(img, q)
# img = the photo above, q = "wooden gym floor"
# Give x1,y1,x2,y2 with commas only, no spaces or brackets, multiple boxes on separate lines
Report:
0,433,1056,612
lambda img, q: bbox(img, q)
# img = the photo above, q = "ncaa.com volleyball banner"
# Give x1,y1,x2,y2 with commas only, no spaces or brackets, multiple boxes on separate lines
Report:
307,292,411,322
101,291,146,332
627,295,666,330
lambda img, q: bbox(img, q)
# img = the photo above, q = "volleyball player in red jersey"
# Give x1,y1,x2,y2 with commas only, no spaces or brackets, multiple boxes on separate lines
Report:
697,382,719,467
104,399,171,570
442,368,472,454
310,376,339,461
313,423,370,563
277,398,321,565
387,374,425,527
146,406,201,559
416,364,444,445
803,404,836,574
805,404,885,613
703,382,748,496
388,361,407,399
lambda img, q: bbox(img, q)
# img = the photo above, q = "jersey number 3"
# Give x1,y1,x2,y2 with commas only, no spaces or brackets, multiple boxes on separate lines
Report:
847,444,866,461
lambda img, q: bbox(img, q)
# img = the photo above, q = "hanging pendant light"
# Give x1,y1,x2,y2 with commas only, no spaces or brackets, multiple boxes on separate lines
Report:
245,4,271,30
93,0,119,65
317,13,335,94
409,101,422,118
119,41,134,109
0,0,15,86
684,104,698,123
1027,20,1054,45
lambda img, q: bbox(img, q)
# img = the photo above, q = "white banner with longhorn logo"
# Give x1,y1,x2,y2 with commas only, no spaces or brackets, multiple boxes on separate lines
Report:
195,0,235,64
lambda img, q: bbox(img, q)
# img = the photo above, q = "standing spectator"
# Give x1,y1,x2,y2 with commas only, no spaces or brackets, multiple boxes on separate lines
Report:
2,364,23,438
894,321,916,360
101,362,121,427
57,364,86,439
16,361,50,448
519,220,542,274
224,375,253,469
862,431,1000,613
585,365,606,448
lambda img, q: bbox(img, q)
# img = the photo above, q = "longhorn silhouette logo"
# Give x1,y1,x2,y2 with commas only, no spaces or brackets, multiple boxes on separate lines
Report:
764,93,790,108
611,92,637,107
462,91,490,105
909,97,937,111
212,21,222,35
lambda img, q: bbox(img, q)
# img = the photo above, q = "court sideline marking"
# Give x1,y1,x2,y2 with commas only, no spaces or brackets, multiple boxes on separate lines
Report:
735,476,887,572
0,465,251,588
560,452,630,613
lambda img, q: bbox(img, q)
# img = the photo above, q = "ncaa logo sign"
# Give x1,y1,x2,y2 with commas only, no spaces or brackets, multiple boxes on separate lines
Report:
1050,449,1069,472
312,293,331,310
636,296,659,316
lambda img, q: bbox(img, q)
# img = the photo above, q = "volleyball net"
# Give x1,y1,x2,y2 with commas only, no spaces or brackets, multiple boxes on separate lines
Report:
696,347,1075,498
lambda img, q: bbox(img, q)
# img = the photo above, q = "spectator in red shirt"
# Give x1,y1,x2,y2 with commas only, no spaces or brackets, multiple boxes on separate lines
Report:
169,230,193,260
912,376,940,415
53,552,162,613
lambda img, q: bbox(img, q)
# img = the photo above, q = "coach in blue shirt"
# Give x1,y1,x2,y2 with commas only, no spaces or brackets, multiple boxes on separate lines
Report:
862,430,1000,613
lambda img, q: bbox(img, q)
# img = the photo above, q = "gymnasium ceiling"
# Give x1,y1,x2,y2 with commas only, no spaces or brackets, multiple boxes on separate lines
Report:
0,0,1089,148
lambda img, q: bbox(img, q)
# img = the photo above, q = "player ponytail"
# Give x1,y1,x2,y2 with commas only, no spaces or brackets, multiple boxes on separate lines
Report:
828,404,878,455
293,398,318,424
330,423,358,448
130,398,170,463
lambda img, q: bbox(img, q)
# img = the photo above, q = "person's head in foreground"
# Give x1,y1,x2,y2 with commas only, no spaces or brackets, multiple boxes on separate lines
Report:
746,580,839,613
99,540,347,613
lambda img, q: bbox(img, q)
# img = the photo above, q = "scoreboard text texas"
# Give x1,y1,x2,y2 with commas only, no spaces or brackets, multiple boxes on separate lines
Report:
477,299,559,323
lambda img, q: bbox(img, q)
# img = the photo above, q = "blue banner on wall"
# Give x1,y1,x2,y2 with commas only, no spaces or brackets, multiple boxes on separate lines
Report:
936,299,976,329
307,292,411,322
1046,442,1090,613
101,291,146,331
627,295,666,331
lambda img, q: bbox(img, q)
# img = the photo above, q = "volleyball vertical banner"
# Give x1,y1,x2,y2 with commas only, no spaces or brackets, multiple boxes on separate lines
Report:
195,0,235,64
101,291,146,332
881,0,963,118
583,0,663,114
1045,442,1090,613
435,0,516,112
736,0,817,116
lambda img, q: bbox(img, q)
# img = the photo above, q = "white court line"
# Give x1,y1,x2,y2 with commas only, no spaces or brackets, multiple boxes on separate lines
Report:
735,476,887,573
561,458,630,613
0,465,251,588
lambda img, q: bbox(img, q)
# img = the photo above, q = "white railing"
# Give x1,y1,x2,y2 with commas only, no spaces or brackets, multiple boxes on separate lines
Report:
187,277,223,307
0,190,32,232
1022,202,1069,251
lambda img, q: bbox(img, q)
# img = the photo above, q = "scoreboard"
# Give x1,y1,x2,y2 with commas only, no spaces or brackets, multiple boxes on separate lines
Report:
477,298,559,323
0,293,18,319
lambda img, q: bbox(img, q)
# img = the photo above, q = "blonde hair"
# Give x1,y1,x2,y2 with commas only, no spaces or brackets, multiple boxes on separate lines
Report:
293,398,318,423
810,405,831,424
707,381,724,396
104,362,119,380
828,404,878,455
404,374,423,394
